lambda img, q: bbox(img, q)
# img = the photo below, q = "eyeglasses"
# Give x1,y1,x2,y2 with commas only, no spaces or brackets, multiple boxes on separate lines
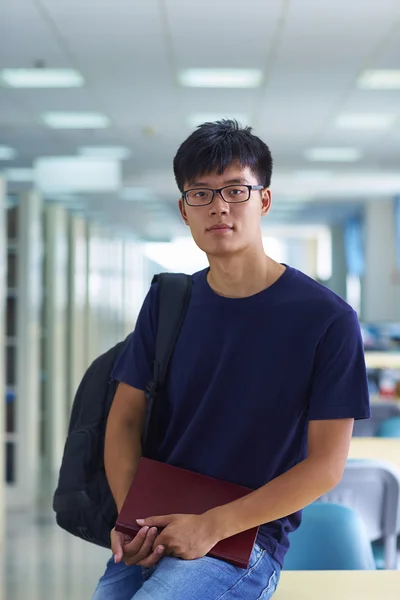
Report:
182,184,264,207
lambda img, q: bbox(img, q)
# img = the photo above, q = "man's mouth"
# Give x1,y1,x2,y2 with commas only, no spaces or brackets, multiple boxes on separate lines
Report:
207,224,233,232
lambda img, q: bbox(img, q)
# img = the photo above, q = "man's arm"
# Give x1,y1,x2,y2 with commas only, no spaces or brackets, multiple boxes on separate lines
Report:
104,382,146,512
141,418,355,560
206,418,354,539
105,382,166,566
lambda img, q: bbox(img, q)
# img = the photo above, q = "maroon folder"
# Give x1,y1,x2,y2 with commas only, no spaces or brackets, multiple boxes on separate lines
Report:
115,458,259,568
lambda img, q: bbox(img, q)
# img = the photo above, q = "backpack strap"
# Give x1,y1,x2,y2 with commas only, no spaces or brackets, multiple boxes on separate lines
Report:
143,273,192,458
151,272,192,390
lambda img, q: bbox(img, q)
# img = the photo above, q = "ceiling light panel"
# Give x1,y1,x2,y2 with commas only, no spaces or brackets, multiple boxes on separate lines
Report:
34,156,120,193
335,113,397,129
304,148,362,162
42,112,110,129
0,69,84,88
357,70,400,90
178,69,262,88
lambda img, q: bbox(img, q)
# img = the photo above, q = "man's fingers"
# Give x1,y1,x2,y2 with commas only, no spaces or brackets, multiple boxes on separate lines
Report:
113,548,123,563
136,545,165,568
123,527,159,566
114,546,123,563
125,527,157,563
122,526,150,553
111,529,125,563
137,528,159,558
137,515,173,528
111,537,123,556
113,526,147,563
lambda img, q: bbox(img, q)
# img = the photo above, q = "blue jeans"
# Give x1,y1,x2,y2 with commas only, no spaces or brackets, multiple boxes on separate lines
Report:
92,544,281,600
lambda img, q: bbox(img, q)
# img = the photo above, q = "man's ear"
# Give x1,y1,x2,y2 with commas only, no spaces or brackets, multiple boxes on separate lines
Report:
178,198,190,226
261,188,272,216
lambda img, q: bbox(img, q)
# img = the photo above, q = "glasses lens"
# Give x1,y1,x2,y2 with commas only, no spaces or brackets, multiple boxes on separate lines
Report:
186,189,213,205
221,185,250,202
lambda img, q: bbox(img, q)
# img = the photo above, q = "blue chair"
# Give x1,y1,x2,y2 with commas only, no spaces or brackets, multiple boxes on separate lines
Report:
283,503,376,570
377,416,400,438
318,459,400,570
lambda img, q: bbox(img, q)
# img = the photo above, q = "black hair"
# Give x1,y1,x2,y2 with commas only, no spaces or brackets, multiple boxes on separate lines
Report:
173,119,273,192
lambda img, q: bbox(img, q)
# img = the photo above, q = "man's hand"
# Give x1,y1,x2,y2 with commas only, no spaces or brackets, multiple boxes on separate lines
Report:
111,527,165,567
136,514,219,561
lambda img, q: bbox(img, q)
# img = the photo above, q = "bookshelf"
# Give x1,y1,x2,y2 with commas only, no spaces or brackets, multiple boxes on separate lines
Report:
0,177,5,540
5,198,18,487
4,191,43,509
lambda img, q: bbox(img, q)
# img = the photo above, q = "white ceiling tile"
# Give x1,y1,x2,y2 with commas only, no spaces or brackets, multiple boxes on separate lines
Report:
166,0,284,69
1,0,400,234
0,1,71,68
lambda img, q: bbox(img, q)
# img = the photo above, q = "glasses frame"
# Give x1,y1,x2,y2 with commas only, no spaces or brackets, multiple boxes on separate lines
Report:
182,184,264,207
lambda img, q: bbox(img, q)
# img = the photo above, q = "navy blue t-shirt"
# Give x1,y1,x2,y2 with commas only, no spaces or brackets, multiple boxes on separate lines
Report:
111,265,370,567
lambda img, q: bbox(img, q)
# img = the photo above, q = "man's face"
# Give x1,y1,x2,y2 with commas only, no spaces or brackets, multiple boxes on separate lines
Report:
178,163,271,258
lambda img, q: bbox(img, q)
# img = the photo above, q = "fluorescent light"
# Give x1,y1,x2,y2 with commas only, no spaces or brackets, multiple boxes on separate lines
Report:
188,113,249,128
42,112,110,129
79,146,131,160
0,146,17,160
304,148,362,162
335,113,397,130
34,156,120,193
4,168,34,182
0,68,84,88
272,171,400,197
179,69,262,88
358,70,400,90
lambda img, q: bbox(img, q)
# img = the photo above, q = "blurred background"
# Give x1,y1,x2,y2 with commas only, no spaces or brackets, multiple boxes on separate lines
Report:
1,1,400,598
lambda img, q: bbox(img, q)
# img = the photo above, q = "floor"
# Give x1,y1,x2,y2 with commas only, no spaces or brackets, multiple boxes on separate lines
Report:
3,506,111,600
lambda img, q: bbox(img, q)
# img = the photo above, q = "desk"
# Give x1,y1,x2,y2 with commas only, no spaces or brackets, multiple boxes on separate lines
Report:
349,437,400,470
365,351,400,370
274,571,400,600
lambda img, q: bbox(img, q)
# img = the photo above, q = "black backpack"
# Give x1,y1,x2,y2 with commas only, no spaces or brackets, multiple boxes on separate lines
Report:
53,273,192,548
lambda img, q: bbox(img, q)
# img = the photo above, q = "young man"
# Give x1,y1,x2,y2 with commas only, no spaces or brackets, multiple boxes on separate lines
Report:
92,120,370,600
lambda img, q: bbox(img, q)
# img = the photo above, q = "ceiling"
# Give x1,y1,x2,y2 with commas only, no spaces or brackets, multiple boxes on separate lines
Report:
1,0,400,239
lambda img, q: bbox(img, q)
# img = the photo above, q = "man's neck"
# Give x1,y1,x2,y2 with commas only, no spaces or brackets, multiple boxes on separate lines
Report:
207,250,286,299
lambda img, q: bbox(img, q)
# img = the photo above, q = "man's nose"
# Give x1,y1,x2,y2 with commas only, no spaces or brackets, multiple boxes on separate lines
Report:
209,191,229,215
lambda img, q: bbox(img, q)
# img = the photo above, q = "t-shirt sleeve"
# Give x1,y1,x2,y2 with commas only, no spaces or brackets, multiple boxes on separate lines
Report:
308,309,370,421
110,283,158,391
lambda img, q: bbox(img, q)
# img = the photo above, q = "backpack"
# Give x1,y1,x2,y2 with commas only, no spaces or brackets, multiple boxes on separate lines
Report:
52,272,192,548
